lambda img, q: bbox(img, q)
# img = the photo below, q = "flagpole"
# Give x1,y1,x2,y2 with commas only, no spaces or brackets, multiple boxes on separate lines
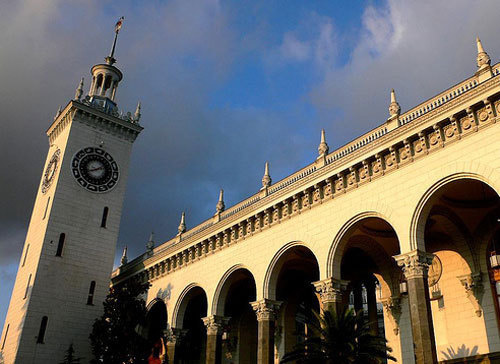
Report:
109,30,119,61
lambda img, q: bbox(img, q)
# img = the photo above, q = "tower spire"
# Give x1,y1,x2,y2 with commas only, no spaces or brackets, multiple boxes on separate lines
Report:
105,17,124,66
134,101,142,122
216,189,225,214
262,161,271,188
318,129,329,156
146,232,155,253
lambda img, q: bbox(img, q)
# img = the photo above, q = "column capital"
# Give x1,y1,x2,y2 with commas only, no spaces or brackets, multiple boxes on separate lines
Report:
394,249,434,280
312,277,349,304
202,315,230,335
250,299,282,321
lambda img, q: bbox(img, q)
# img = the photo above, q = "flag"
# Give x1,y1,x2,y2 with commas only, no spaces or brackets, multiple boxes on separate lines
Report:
115,16,124,33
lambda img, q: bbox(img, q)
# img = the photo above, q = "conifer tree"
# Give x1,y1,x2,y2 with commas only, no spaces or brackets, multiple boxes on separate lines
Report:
59,343,82,364
89,279,151,364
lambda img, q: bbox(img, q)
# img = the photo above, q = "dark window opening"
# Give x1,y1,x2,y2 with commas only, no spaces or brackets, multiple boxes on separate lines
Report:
87,281,96,305
24,274,32,299
22,244,29,267
101,207,109,228
56,233,65,257
43,197,50,220
2,324,9,350
37,316,48,344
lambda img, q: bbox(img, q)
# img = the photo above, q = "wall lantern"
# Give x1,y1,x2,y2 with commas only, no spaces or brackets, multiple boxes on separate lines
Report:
491,251,500,269
399,281,408,295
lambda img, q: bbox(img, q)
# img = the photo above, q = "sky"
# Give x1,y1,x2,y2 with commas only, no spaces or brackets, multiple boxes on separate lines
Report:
2,0,500,331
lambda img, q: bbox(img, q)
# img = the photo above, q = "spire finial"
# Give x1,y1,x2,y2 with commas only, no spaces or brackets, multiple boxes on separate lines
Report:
134,101,141,122
476,37,491,70
120,246,128,265
318,129,329,156
146,232,155,253
216,189,225,214
262,162,271,188
105,17,124,65
178,212,186,235
75,78,84,100
388,89,401,118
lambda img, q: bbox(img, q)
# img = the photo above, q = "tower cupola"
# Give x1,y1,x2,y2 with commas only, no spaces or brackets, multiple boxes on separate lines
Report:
87,17,124,112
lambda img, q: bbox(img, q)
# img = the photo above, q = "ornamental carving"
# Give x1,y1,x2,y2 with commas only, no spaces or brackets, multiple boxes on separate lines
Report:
202,316,230,335
312,278,348,304
381,297,402,335
458,272,484,317
250,299,282,321
394,250,434,280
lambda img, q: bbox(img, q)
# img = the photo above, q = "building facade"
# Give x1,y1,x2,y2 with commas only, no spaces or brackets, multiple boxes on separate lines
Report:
0,29,143,363
113,39,500,364
3,33,500,364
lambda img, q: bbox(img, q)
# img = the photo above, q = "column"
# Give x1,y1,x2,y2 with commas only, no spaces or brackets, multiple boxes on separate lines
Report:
353,283,363,313
250,299,282,364
366,280,379,335
312,277,348,316
394,250,437,364
202,315,229,364
164,328,182,364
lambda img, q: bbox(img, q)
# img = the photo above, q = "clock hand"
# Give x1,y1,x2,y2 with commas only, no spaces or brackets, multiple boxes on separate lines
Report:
89,166,104,172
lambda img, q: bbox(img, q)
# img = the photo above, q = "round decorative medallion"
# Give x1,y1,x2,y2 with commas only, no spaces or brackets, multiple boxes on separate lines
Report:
373,163,380,173
42,149,61,193
479,111,489,122
428,255,443,287
385,156,393,166
445,127,454,138
71,147,119,193
430,135,438,145
462,119,471,130
415,143,422,153
496,103,500,114
400,150,408,160
360,169,366,179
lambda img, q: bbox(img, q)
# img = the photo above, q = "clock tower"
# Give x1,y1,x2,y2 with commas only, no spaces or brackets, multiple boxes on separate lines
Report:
0,21,142,364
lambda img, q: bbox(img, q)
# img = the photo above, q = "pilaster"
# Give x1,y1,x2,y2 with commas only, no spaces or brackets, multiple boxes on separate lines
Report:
250,299,282,364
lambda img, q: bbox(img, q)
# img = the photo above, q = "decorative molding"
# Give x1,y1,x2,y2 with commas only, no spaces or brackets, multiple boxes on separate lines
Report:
458,272,484,317
380,297,402,335
202,315,230,335
394,250,434,280
250,299,282,321
312,277,348,304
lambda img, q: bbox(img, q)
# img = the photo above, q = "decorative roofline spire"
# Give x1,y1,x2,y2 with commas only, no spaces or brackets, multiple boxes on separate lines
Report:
134,101,141,122
105,16,124,66
178,212,186,235
318,129,329,156
75,78,84,100
120,246,128,265
476,37,491,70
388,89,401,118
216,189,225,214
262,161,271,188
146,232,155,254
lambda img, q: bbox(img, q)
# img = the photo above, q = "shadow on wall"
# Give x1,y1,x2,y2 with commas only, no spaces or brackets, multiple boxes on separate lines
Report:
441,344,482,363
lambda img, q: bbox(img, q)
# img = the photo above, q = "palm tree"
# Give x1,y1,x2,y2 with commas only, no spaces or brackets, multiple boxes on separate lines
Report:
281,307,396,364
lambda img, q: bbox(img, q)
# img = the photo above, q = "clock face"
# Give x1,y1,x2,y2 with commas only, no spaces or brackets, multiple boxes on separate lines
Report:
42,149,61,193
71,147,119,193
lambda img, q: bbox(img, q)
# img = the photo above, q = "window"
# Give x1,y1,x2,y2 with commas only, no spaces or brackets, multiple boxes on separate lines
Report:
101,207,109,228
56,233,65,257
37,316,48,344
87,281,96,305
1,324,9,350
43,197,50,220
22,244,29,267
24,274,32,299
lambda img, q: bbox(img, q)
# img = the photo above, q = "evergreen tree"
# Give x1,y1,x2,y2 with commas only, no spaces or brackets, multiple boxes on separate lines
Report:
282,307,396,364
59,343,82,364
89,279,151,364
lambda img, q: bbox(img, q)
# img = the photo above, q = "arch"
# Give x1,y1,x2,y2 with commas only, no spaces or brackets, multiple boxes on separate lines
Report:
410,172,500,251
263,241,319,300
327,211,400,278
211,264,254,316
171,283,207,329
147,297,167,313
